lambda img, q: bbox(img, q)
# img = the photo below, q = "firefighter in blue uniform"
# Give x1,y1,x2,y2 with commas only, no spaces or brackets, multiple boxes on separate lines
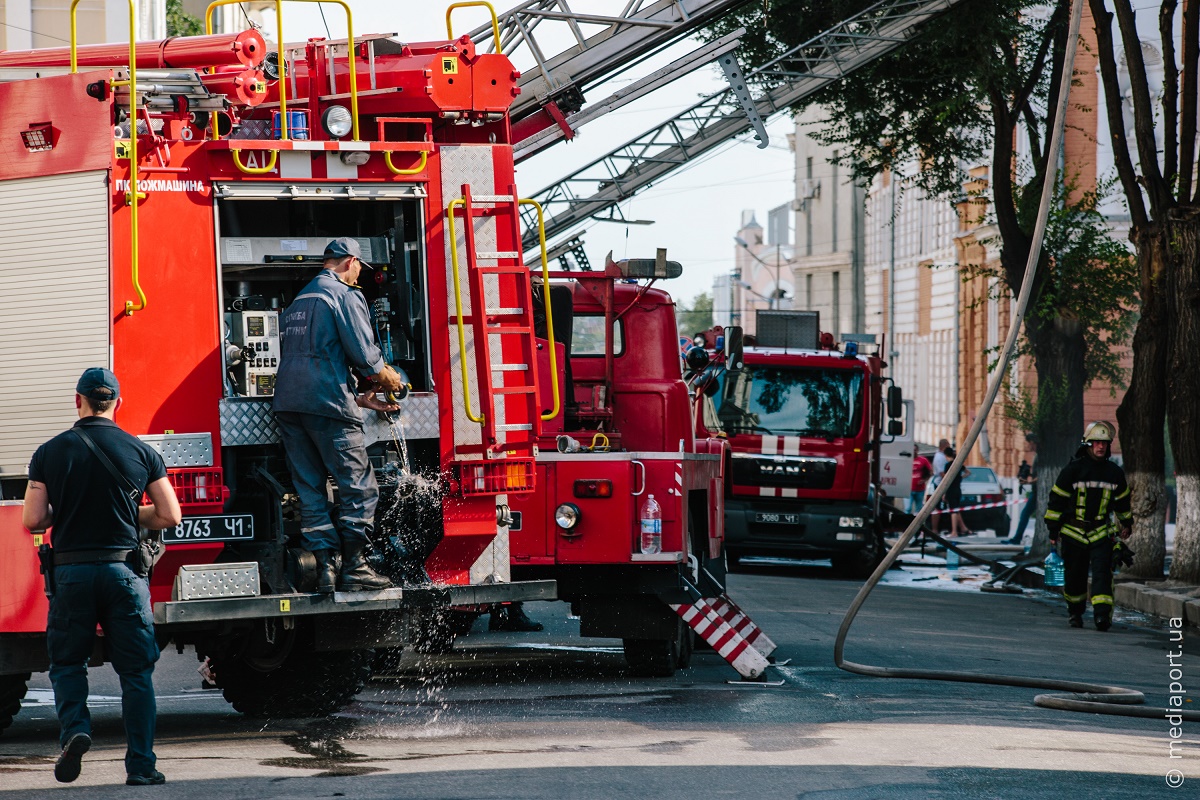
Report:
1043,421,1133,631
274,237,412,592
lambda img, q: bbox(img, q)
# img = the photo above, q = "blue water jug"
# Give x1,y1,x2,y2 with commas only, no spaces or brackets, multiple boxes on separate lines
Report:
1043,550,1065,588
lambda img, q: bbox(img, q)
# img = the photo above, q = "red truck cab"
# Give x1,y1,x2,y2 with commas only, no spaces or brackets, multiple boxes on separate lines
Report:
693,312,902,576
507,257,727,676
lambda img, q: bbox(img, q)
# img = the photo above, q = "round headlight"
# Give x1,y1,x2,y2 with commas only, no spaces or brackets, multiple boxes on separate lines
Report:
321,105,353,139
554,502,581,530
693,334,707,347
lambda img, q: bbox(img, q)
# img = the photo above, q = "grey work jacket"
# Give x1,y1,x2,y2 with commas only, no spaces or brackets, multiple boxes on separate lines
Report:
273,269,385,423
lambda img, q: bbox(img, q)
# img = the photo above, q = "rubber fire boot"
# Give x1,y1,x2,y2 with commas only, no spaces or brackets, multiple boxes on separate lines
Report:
1068,614,1084,628
338,540,393,591
313,549,339,594
1095,607,1112,632
490,602,543,632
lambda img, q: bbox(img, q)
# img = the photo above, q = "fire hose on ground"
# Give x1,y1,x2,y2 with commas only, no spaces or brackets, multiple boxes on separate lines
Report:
834,0,1200,723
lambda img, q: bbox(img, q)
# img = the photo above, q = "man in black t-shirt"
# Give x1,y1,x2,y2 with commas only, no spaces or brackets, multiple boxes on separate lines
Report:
22,368,181,786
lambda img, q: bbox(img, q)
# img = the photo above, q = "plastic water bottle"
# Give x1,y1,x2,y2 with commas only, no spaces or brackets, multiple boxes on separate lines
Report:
639,494,662,555
1043,549,1065,588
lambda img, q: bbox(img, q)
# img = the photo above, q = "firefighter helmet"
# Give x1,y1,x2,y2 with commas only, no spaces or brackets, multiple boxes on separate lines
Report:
1083,420,1115,443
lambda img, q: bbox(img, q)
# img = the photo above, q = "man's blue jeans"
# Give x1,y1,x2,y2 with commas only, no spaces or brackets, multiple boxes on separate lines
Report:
47,562,159,776
275,411,379,552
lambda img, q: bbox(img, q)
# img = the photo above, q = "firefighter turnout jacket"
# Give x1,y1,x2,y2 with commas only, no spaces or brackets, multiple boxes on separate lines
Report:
1043,455,1133,545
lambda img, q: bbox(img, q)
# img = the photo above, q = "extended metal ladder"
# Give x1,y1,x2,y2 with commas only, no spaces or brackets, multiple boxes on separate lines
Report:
519,0,969,250
447,185,545,457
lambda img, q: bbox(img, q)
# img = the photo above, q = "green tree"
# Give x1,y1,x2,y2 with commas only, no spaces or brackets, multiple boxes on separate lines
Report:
166,0,205,37
1088,0,1200,580
710,0,1138,556
677,291,714,338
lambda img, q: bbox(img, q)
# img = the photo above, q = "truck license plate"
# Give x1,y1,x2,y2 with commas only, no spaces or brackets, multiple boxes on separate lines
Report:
163,514,254,544
755,512,800,525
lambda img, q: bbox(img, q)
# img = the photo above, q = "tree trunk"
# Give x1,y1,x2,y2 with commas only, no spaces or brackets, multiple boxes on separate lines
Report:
1027,315,1088,557
1168,208,1200,582
1117,224,1169,579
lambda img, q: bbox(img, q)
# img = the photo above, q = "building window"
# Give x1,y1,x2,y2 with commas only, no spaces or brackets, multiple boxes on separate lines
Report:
831,150,838,252
805,156,813,257
832,271,841,335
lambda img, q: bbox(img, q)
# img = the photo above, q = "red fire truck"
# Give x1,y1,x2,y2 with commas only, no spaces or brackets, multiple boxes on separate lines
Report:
505,255,776,680
0,3,559,729
691,310,909,577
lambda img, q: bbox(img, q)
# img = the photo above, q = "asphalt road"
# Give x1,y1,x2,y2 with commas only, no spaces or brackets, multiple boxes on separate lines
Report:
1,559,1196,798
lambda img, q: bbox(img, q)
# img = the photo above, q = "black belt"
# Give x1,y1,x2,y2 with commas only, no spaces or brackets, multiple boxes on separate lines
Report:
54,549,133,566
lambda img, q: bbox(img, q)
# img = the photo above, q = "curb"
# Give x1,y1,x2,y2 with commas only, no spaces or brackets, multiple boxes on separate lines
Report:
1113,580,1200,627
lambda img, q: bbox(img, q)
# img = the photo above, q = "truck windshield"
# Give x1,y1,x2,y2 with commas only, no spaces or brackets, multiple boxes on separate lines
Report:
712,365,865,438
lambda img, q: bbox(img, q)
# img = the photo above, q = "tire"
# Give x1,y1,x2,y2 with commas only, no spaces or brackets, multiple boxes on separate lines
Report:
623,616,689,677
831,531,886,579
0,673,30,737
205,622,372,718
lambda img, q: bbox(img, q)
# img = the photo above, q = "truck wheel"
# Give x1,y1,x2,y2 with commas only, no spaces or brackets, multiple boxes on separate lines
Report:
0,673,30,736
204,622,372,718
831,532,885,579
623,617,690,677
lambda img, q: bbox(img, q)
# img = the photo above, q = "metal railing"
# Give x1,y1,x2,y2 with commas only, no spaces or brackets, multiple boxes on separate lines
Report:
70,0,145,315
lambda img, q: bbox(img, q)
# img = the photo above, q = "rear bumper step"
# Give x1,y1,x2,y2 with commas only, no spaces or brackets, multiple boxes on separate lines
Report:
154,580,556,626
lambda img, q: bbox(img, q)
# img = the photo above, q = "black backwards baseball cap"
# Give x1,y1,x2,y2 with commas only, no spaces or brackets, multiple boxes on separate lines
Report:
323,237,373,269
76,367,120,401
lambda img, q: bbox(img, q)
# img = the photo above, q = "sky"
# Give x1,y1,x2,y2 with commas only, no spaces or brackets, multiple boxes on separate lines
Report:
266,1,799,307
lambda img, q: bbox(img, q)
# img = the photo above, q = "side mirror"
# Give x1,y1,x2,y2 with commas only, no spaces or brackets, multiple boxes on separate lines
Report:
887,419,903,436
725,326,744,372
887,385,903,419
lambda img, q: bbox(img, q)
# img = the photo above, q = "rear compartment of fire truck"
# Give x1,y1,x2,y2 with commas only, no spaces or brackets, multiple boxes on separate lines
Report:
180,193,440,717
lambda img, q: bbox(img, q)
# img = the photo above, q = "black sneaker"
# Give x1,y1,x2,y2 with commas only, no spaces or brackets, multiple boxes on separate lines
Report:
1068,615,1083,628
126,771,166,786
54,732,91,783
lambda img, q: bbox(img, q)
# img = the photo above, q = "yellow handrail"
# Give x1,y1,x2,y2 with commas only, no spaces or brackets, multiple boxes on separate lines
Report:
518,198,560,421
71,0,145,315
231,149,279,174
205,0,361,141
383,150,428,175
445,198,484,424
446,1,502,53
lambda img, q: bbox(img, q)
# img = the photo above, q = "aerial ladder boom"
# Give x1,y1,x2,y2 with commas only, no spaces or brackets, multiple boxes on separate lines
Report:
468,0,754,156
518,0,968,251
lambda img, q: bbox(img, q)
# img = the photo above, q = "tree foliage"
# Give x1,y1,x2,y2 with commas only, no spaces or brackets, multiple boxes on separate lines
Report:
677,291,714,337
166,0,205,38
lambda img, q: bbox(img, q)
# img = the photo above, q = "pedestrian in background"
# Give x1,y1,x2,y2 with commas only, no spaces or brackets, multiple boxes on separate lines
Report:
942,448,972,537
1006,456,1038,544
910,448,933,514
929,439,951,534
22,368,182,785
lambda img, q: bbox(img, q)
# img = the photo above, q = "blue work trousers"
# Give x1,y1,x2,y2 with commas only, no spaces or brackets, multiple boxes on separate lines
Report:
276,411,379,552
47,562,159,776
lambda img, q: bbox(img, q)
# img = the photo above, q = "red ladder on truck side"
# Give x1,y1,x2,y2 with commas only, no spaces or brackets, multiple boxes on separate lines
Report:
448,184,542,457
